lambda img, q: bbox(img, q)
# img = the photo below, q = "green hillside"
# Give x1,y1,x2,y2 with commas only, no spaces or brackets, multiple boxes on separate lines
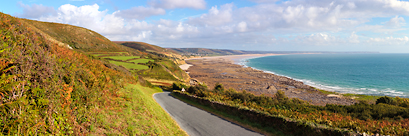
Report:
0,12,186,135
22,16,190,84
114,42,190,84
22,19,125,52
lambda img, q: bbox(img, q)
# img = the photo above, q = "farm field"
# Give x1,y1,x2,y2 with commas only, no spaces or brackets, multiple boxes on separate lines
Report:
89,52,187,83
109,61,149,70
102,56,141,61
90,52,153,71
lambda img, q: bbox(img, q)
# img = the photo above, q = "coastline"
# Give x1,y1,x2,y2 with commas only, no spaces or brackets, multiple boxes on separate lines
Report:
242,54,409,98
183,54,356,106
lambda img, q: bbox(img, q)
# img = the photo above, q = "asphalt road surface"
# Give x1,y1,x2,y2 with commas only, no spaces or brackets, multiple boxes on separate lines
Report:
154,92,263,136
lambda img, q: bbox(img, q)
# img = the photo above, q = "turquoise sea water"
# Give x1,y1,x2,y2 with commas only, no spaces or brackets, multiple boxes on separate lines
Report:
244,54,409,97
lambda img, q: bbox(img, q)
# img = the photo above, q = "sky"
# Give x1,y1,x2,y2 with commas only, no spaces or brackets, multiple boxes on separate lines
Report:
1,0,409,53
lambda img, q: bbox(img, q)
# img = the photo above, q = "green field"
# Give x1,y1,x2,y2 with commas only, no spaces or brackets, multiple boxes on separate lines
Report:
102,56,141,61
129,58,153,64
109,61,149,70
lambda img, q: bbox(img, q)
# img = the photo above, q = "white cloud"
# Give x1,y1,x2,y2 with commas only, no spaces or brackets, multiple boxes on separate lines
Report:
237,21,247,32
149,0,206,9
369,36,409,45
107,31,153,41
294,33,338,46
115,6,165,20
40,4,113,33
248,0,279,3
187,3,233,26
384,16,406,28
17,2,56,18
20,0,409,52
349,32,360,43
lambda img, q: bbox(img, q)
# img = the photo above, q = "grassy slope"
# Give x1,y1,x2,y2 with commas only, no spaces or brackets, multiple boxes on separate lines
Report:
22,19,124,52
23,14,189,82
0,12,185,135
108,60,149,70
115,42,190,82
117,41,186,65
102,56,141,60
93,84,186,135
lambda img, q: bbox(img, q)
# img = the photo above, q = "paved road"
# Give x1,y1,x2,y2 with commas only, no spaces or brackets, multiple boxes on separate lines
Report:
154,92,263,136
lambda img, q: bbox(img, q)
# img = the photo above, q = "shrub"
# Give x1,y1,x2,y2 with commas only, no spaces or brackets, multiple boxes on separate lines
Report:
376,96,397,105
275,90,288,102
291,98,306,105
172,82,187,90
395,97,409,108
214,82,224,92
177,82,409,135
187,85,208,97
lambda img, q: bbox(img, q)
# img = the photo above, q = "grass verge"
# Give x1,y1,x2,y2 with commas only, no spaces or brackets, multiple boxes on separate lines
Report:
171,93,286,136
92,84,187,135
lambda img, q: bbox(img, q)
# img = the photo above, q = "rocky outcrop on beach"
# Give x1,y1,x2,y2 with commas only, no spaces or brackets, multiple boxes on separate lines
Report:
186,58,357,106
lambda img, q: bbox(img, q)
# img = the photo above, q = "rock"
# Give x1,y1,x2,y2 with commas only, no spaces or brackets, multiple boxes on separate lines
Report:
190,78,201,86
327,94,343,98
266,85,277,92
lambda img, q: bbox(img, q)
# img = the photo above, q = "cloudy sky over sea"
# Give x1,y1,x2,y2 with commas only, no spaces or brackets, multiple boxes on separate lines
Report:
2,0,409,52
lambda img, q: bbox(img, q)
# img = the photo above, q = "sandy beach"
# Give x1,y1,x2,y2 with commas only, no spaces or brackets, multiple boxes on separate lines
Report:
179,64,193,70
182,54,356,106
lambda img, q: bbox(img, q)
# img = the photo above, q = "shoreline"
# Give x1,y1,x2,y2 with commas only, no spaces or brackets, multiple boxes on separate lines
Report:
182,54,408,100
183,54,357,106
240,55,409,98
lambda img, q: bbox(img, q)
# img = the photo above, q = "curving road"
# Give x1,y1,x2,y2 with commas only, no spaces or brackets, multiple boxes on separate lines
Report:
154,92,263,136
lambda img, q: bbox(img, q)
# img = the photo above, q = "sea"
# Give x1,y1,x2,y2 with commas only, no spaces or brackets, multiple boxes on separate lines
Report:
242,54,409,98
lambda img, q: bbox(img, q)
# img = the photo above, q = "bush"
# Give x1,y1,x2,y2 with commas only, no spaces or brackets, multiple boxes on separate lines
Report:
275,90,289,102
172,82,187,90
214,82,224,92
395,97,409,108
376,96,397,105
187,85,208,97
291,98,306,105
177,82,409,135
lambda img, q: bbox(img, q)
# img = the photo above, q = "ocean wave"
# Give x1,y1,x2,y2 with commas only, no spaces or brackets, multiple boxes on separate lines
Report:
242,58,409,98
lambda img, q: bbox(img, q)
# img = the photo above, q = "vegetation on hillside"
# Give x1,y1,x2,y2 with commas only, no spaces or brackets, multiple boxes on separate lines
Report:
92,84,186,135
171,83,409,135
22,19,125,52
0,12,186,135
113,42,190,83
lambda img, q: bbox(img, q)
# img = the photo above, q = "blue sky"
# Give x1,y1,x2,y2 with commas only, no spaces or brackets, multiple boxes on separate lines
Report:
1,0,409,53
